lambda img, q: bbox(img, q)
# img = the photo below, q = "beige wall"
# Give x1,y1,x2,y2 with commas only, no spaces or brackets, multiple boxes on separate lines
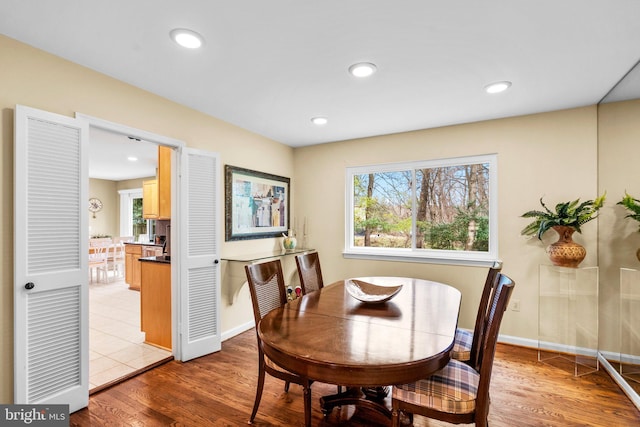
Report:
0,35,293,403
89,177,156,238
598,99,640,354
1,32,619,405
293,106,599,341
88,178,118,237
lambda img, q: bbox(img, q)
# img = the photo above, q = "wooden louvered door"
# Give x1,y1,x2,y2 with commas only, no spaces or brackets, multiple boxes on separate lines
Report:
13,105,89,411
178,147,221,361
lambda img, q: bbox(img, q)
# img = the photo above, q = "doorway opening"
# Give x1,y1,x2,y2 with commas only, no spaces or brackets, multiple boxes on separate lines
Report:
88,125,173,393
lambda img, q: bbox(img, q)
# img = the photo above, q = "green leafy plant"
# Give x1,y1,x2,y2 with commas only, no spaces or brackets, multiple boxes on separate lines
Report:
520,194,606,239
618,192,640,231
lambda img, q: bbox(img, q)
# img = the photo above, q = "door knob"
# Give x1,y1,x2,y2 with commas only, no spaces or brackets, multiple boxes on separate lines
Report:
214,259,219,264
25,282,35,290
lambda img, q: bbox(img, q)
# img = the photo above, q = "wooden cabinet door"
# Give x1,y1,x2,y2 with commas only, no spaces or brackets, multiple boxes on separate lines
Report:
140,262,171,350
125,252,133,284
132,253,142,290
158,146,171,219
142,179,158,219
125,244,142,291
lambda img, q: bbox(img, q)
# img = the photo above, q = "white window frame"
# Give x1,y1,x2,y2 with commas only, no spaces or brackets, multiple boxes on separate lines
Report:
344,154,498,267
118,188,142,237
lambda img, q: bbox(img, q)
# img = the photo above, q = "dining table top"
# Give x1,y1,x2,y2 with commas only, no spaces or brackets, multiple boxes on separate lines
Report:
258,276,462,387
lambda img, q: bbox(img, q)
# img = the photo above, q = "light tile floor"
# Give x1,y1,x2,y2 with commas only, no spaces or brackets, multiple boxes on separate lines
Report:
89,277,171,390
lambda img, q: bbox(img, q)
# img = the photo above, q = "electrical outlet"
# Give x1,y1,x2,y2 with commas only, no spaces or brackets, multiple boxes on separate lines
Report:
511,299,521,312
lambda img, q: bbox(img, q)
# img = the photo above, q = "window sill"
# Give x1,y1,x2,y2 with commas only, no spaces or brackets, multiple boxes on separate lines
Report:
342,248,499,267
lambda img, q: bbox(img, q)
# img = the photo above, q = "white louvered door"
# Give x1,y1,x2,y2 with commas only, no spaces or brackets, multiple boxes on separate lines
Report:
14,105,89,411
178,147,221,361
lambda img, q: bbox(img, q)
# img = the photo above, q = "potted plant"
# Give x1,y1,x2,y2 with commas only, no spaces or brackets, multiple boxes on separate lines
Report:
618,192,640,229
617,192,640,261
521,194,606,267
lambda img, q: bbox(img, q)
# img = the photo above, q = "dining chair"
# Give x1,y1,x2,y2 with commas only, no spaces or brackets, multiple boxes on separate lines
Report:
391,273,515,427
88,238,111,283
294,251,345,398
451,260,502,369
295,251,324,294
99,241,126,282
244,259,313,426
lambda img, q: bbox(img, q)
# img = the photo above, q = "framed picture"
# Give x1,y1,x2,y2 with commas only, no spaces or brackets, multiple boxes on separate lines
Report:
225,165,290,241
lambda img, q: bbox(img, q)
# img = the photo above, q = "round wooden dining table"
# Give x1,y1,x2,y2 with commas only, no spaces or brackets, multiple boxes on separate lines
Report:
258,276,462,419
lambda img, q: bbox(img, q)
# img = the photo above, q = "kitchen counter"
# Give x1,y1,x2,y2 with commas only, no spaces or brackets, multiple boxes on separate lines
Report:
140,255,171,264
124,243,165,291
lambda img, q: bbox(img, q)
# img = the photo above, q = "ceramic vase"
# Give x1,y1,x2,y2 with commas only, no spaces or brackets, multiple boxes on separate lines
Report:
546,225,586,268
283,229,297,250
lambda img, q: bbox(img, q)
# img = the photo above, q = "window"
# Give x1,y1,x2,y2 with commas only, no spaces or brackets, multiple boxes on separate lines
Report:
119,189,155,242
345,154,498,266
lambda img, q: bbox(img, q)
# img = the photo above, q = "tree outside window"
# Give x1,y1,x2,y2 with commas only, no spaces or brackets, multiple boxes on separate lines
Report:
132,197,147,240
120,190,154,242
347,154,497,265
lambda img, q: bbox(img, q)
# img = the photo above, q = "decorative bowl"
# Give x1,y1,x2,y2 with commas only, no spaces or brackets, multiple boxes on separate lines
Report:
345,279,403,304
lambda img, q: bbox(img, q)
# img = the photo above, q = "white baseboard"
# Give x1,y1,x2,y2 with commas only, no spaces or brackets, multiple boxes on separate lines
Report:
222,321,255,342
496,333,598,358
497,333,537,348
599,354,640,411
603,350,640,366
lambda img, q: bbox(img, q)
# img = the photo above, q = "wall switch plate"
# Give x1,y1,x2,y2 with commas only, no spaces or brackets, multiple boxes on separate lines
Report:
511,299,521,312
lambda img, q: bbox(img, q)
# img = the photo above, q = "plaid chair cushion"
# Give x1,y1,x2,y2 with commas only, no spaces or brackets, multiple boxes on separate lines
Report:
393,359,479,414
451,328,472,361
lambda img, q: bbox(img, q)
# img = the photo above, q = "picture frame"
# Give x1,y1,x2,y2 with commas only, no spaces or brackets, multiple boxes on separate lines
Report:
225,165,290,241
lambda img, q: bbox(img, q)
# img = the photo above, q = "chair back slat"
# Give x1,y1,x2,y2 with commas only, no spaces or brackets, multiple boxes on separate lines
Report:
245,260,288,324
469,260,502,369
295,252,324,294
244,259,314,426
474,273,515,421
88,239,110,262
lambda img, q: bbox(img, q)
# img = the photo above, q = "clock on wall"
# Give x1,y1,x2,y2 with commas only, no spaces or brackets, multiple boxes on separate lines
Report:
88,197,103,218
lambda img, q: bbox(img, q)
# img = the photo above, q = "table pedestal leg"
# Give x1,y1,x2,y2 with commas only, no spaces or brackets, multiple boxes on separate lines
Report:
320,386,391,419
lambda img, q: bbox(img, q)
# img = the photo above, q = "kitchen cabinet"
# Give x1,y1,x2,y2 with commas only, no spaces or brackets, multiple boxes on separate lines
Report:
125,244,142,290
142,179,158,219
157,145,171,219
124,244,163,291
140,260,171,350
143,145,171,220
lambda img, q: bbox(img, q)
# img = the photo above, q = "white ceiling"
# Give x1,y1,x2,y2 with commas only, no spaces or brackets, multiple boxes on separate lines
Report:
88,127,158,181
2,1,640,178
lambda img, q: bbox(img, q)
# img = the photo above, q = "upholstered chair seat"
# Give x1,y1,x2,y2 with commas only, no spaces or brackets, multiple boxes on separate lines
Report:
393,359,479,415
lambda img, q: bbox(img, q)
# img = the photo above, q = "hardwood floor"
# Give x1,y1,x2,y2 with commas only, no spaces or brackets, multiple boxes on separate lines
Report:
71,329,640,426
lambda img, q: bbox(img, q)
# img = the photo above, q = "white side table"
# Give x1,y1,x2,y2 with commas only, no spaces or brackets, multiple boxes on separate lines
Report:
538,264,599,376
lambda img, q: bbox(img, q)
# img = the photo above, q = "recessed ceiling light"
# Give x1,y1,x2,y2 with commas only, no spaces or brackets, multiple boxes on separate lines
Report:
170,28,204,49
348,62,377,78
311,117,328,126
484,81,512,94
127,156,138,162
